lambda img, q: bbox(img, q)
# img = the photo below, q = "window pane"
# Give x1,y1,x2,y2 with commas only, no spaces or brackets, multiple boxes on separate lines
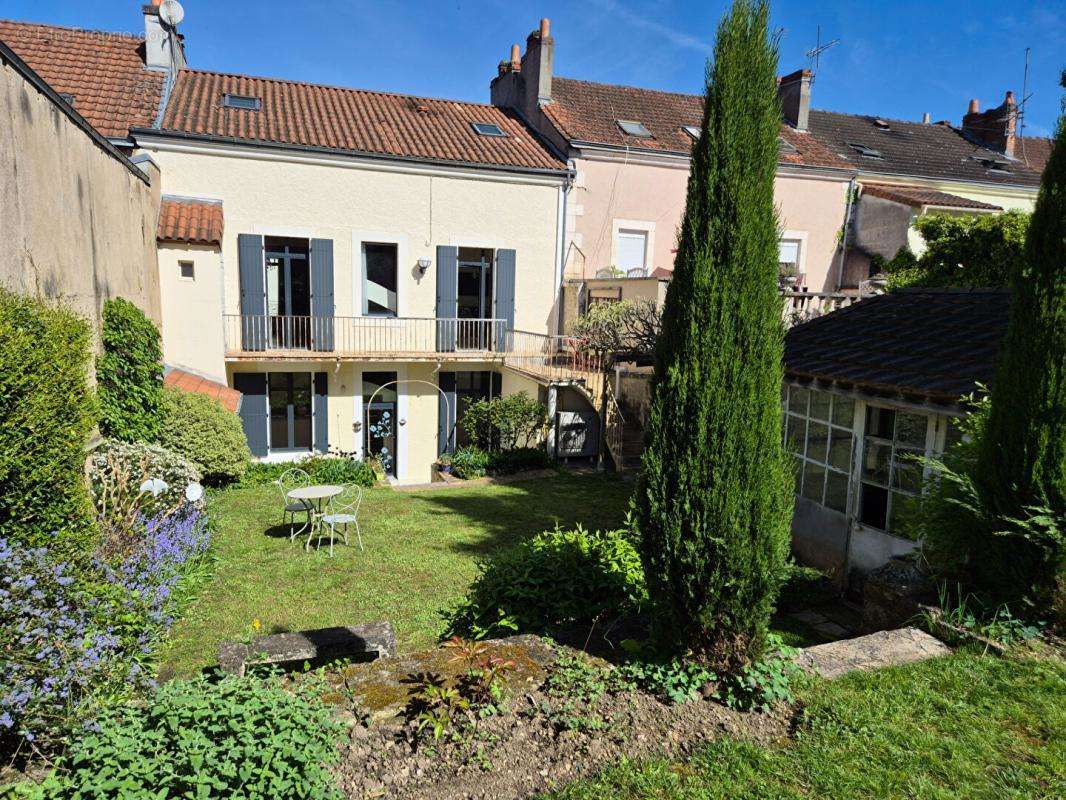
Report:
831,396,855,428
616,230,648,272
943,415,965,452
825,471,849,513
862,440,892,485
859,483,889,529
895,411,928,449
892,447,924,493
802,462,825,503
364,243,398,315
788,386,809,416
786,414,806,456
809,391,831,421
828,429,853,472
866,406,895,439
363,371,397,403
806,421,830,464
888,491,918,537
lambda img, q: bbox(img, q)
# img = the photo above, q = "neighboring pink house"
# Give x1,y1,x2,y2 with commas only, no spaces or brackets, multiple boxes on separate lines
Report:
490,19,856,299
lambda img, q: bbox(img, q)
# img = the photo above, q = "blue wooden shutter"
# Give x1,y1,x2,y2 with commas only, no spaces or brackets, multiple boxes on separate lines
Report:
238,234,265,351
494,248,516,350
233,373,268,456
438,371,456,455
435,245,458,351
310,239,335,352
313,372,329,453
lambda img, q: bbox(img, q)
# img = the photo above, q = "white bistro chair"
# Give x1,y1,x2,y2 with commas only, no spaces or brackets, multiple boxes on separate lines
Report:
317,484,364,557
275,467,312,541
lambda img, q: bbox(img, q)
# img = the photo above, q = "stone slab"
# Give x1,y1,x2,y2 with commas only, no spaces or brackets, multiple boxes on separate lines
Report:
219,622,397,676
796,627,951,679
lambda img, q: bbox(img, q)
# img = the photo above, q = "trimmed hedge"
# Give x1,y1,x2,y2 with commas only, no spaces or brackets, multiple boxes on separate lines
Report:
240,455,377,488
157,387,250,484
0,290,96,548
97,298,164,443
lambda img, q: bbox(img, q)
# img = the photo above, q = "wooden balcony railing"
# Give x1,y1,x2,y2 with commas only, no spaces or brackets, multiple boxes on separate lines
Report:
224,315,509,358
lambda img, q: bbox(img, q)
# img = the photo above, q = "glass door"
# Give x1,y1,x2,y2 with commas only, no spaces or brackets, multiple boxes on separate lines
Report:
265,237,311,349
456,248,494,349
268,372,313,451
363,372,398,477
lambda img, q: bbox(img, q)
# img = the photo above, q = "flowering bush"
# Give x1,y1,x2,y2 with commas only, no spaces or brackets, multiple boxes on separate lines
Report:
87,439,202,525
0,509,210,764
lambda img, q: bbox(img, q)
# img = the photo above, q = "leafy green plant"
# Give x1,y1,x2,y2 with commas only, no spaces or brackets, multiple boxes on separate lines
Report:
157,387,250,484
923,583,1043,648
450,446,490,480
776,563,836,613
487,447,553,475
240,452,376,487
404,672,471,744
35,672,343,799
458,392,548,452
540,653,628,731
443,524,647,640
715,636,800,711
617,657,715,705
0,289,96,550
97,298,164,444
443,637,516,713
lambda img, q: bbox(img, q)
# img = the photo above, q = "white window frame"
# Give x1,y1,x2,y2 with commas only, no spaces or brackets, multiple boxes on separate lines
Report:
611,219,656,276
178,259,195,281
352,231,408,318
782,385,857,516
779,229,808,281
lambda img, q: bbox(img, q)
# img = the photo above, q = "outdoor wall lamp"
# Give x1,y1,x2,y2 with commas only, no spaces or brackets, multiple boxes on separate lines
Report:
417,257,432,276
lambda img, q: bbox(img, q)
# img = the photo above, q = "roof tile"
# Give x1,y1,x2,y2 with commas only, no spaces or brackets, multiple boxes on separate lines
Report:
860,183,1002,210
157,197,224,246
164,368,242,413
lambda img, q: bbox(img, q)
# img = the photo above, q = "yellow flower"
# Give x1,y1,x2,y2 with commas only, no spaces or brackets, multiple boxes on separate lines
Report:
252,619,261,631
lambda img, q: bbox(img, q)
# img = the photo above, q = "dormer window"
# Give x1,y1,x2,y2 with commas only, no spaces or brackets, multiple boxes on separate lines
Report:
847,142,883,159
617,120,652,138
873,118,891,131
471,122,506,137
222,93,261,111
682,125,701,139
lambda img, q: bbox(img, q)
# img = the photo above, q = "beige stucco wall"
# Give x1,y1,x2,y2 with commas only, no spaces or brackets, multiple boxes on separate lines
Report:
566,156,851,293
142,145,565,341
0,58,161,333
157,243,226,380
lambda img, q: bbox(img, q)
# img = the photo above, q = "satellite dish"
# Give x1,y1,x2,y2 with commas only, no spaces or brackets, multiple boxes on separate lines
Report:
159,0,185,28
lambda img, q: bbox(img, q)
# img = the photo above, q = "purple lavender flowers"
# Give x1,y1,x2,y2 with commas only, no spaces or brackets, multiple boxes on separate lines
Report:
0,507,209,760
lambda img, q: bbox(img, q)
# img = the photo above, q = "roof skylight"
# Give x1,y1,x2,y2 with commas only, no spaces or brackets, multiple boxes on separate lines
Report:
471,122,507,137
873,118,891,130
222,93,262,111
847,142,883,159
617,119,652,138
682,125,701,139
778,136,797,154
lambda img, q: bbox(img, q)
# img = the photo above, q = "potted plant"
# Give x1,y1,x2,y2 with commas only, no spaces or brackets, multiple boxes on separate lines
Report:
437,452,453,475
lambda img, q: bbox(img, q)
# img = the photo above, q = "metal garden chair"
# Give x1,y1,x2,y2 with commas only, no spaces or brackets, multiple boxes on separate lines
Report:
275,467,312,540
317,483,364,557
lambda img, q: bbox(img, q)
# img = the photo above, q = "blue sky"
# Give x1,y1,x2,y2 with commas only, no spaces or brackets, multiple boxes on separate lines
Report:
5,0,1063,136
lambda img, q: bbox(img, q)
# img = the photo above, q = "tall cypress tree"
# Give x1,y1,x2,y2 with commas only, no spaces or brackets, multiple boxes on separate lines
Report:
632,0,792,669
974,91,1065,604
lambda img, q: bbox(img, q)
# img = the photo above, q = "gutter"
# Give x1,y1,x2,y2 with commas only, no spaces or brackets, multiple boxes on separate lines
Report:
0,40,150,184
129,128,571,180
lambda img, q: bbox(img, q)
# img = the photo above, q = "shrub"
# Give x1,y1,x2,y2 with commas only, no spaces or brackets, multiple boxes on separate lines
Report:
444,524,647,640
97,298,164,443
36,672,342,800
240,453,377,488
87,439,202,530
776,563,836,613
450,446,490,480
0,509,209,764
487,446,553,475
633,0,792,670
0,289,96,549
458,392,548,452
157,387,250,484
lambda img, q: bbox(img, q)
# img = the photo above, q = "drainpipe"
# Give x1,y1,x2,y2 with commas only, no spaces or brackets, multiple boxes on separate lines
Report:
554,167,575,335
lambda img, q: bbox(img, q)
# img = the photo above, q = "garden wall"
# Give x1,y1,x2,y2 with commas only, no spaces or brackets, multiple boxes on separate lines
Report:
0,43,162,335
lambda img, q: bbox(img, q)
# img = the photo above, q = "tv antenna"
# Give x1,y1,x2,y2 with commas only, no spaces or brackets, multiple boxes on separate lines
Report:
805,26,840,79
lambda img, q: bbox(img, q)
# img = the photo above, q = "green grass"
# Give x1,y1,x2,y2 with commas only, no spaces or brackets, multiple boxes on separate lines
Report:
548,650,1066,800
159,471,633,677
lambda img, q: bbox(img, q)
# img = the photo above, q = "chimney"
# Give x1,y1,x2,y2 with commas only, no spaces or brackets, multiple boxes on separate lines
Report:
962,91,1017,157
922,112,931,124
491,18,554,113
777,69,812,131
143,2,187,71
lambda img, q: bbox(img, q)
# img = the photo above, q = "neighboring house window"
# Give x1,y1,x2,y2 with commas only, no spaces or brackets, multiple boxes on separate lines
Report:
858,405,930,533
617,120,652,137
682,125,701,139
778,239,801,281
783,386,855,514
471,122,506,137
363,242,398,316
222,93,261,111
179,260,195,280
615,229,648,275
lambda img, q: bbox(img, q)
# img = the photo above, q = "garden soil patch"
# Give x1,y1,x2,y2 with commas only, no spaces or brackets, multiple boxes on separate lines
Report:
319,636,790,800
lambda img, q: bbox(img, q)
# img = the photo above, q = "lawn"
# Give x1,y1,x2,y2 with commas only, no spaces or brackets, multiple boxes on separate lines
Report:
159,471,634,677
548,649,1066,800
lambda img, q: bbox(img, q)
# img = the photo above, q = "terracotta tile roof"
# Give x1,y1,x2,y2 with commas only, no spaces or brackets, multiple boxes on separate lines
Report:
806,110,1044,188
784,288,1011,407
154,69,566,172
860,183,1002,211
0,19,164,138
1017,135,1054,174
157,196,224,246
541,77,852,170
164,368,242,413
